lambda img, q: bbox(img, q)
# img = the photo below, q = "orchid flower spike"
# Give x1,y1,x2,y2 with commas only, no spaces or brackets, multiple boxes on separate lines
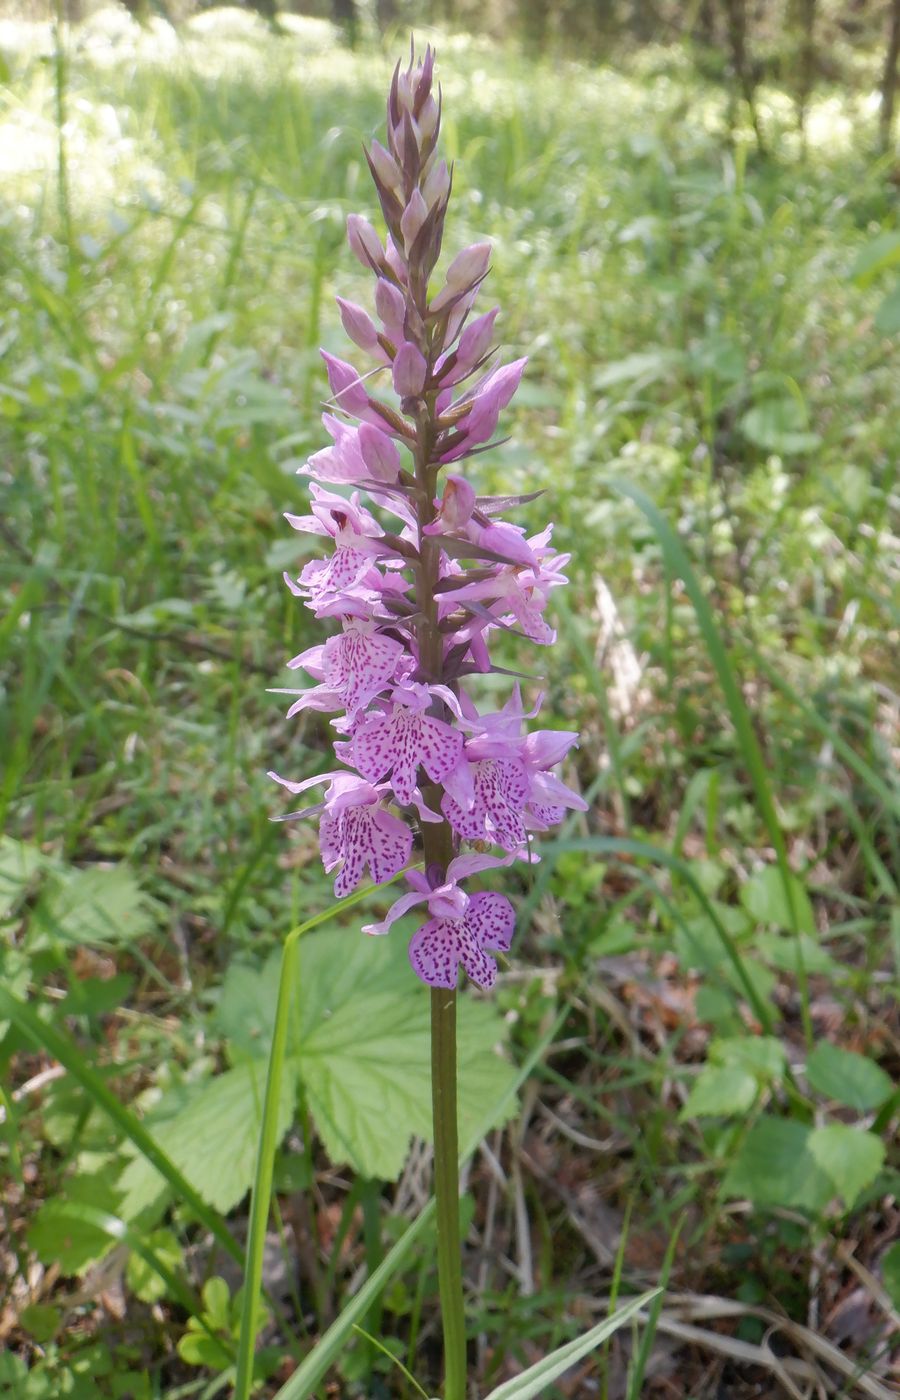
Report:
271,43,581,991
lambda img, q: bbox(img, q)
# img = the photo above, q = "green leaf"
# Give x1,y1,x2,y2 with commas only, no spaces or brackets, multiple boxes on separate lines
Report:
33,865,156,947
215,955,282,1061
739,397,820,454
874,284,900,334
117,1059,295,1218
850,231,900,286
881,1240,900,1310
201,1276,233,1332
808,1125,885,1209
18,1304,61,1343
710,1036,786,1081
219,931,517,1182
28,1174,123,1274
723,1116,832,1211
0,1354,27,1390
756,933,839,976
483,1290,660,1400
126,1228,184,1303
740,866,814,933
64,973,135,1019
177,1330,232,1369
0,836,42,917
806,1043,893,1111
293,926,517,1180
680,1065,757,1120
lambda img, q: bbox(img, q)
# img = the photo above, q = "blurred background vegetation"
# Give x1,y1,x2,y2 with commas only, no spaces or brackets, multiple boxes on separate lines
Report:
0,1,898,1397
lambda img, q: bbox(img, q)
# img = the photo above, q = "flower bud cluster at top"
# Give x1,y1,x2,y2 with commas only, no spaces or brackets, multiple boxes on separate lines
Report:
270,43,585,990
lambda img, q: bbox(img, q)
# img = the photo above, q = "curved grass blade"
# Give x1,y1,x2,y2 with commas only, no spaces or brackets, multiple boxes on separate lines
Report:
750,648,900,820
483,1289,660,1400
0,987,243,1266
612,481,812,1044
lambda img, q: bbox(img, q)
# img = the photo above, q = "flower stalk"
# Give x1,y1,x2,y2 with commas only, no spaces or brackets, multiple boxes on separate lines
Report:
430,987,465,1400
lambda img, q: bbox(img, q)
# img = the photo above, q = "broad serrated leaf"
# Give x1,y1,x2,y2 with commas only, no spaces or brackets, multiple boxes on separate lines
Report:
33,865,156,947
294,924,517,1180
806,1042,893,1112
117,1060,295,1219
808,1125,885,1209
215,956,283,1062
740,866,814,933
723,1115,832,1211
0,836,43,918
680,1065,757,1120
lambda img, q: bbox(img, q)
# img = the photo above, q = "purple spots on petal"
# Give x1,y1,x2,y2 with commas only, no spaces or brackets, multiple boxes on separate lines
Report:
466,891,515,953
409,917,459,989
456,920,497,989
419,716,464,781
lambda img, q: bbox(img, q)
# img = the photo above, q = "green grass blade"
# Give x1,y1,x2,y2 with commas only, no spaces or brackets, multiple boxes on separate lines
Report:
750,648,900,820
0,987,243,1266
264,1007,569,1400
483,1289,661,1400
612,481,812,1044
625,1221,681,1399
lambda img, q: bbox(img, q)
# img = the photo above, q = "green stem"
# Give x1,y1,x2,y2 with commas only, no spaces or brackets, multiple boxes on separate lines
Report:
431,986,466,1400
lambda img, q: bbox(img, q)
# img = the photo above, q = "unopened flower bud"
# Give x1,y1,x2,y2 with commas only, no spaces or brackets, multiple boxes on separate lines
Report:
439,475,475,528
422,158,450,212
446,242,491,292
358,423,401,482
368,138,402,195
456,306,499,371
347,214,384,271
417,93,439,142
430,244,491,313
375,278,406,342
321,350,369,415
401,189,428,252
336,298,379,353
385,235,408,285
393,342,427,397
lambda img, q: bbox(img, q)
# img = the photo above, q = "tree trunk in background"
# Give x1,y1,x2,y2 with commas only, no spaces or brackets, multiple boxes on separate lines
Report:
795,0,817,149
723,0,766,155
696,0,717,47
881,0,900,151
375,0,397,33
333,0,359,47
